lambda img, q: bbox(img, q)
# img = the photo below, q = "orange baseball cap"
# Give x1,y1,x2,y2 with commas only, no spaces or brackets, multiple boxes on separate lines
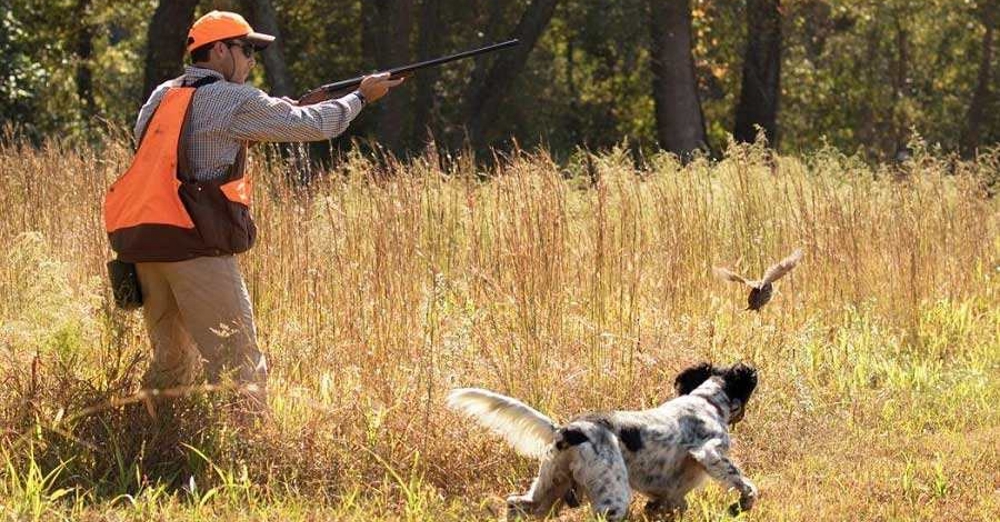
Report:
187,11,274,52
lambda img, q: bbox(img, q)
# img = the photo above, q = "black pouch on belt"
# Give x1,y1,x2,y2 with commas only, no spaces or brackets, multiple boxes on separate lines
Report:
107,259,143,309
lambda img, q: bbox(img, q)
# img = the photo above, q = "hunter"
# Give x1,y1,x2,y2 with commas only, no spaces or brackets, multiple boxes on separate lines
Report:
104,10,403,414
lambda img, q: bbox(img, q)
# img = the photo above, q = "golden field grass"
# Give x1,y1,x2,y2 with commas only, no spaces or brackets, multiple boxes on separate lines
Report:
0,136,998,521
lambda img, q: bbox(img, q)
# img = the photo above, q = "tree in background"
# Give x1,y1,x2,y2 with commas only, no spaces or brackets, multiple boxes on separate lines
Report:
888,2,913,157
544,0,657,153
734,0,781,145
243,0,293,97
411,0,444,147
73,0,97,121
1,4,48,139
142,0,199,99
2,0,999,160
363,0,414,153
648,0,708,156
463,0,561,150
961,0,997,158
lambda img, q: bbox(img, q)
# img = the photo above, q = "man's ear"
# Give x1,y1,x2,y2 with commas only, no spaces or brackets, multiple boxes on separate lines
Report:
673,362,717,395
211,41,227,59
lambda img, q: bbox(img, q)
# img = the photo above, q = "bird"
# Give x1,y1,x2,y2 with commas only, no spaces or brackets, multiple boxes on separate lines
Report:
714,248,803,311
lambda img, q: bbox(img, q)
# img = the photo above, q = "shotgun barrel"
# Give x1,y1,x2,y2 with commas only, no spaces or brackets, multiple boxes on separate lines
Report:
298,39,519,105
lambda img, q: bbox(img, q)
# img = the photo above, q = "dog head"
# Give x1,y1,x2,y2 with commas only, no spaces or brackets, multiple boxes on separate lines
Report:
674,362,758,423
720,362,758,423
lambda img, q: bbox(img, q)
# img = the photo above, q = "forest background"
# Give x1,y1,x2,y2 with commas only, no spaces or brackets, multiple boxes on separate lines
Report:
2,0,999,161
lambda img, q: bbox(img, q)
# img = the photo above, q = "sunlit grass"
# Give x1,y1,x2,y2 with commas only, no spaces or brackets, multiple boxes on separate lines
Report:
1,136,998,521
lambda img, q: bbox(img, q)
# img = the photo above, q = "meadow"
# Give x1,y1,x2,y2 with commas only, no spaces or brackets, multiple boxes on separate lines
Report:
0,136,998,521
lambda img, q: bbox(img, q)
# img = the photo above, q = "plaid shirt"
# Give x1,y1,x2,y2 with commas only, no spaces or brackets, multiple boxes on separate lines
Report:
134,66,364,180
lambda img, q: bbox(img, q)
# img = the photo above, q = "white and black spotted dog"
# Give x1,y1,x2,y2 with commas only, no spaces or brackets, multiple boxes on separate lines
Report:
447,362,759,520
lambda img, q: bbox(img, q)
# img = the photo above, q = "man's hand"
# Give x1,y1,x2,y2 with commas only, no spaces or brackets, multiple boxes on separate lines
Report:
359,72,405,103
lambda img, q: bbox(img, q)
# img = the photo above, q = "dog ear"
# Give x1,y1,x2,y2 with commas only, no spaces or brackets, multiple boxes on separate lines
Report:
674,362,717,395
721,363,758,404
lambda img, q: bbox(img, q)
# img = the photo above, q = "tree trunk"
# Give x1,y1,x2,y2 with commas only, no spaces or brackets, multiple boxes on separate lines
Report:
734,0,782,145
362,0,414,153
411,0,443,146
244,0,294,97
961,7,996,158
648,0,708,156
890,14,910,156
74,0,96,120
463,0,560,149
142,0,200,100
856,24,881,155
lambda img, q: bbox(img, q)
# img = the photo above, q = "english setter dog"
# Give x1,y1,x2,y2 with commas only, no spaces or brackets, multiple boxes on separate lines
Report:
447,362,759,520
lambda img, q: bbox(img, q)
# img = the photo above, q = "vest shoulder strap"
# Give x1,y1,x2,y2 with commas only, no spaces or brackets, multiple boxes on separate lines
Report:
185,75,220,89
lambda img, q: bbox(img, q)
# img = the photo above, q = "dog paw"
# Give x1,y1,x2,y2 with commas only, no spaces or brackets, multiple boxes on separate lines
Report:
594,501,628,521
739,482,758,511
646,499,685,520
505,495,534,520
595,507,625,521
563,487,581,508
728,485,757,515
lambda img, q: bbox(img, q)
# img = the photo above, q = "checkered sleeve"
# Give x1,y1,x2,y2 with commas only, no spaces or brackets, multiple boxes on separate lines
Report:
228,89,364,142
133,82,172,144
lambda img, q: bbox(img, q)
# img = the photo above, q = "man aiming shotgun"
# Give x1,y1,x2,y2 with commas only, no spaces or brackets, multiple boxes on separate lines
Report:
103,10,516,417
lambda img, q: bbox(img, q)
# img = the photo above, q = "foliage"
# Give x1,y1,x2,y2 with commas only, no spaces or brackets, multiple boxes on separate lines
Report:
1,0,996,157
1,3,57,141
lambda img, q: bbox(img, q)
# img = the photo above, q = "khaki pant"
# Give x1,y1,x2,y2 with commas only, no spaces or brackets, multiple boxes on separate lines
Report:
136,256,267,410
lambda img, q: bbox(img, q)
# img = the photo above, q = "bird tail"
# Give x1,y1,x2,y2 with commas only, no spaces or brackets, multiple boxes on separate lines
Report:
446,388,558,459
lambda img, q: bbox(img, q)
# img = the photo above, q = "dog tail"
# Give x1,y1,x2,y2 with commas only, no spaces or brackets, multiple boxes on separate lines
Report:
446,388,558,459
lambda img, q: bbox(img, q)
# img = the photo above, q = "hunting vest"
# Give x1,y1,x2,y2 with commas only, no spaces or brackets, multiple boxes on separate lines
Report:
104,76,256,263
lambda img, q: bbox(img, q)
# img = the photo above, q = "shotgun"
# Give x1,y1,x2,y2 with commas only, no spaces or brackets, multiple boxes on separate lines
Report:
297,39,519,105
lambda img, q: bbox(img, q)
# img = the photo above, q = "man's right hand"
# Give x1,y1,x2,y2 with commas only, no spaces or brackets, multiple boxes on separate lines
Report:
359,72,405,103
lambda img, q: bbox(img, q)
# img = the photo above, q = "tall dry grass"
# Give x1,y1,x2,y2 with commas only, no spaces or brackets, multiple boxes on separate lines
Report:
0,135,998,521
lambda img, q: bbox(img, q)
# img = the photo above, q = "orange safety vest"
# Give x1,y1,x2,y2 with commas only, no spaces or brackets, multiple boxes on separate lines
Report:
104,77,256,262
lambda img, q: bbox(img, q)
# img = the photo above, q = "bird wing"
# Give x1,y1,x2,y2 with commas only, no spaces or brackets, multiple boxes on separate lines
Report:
762,248,803,284
713,266,753,286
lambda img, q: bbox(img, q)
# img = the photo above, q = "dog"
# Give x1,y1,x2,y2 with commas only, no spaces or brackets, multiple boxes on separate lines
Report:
446,362,759,520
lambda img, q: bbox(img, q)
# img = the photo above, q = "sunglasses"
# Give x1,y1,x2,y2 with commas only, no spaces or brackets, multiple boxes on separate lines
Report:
227,41,256,59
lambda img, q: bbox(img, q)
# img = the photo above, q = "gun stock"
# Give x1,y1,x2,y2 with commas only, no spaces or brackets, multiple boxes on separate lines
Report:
297,39,519,106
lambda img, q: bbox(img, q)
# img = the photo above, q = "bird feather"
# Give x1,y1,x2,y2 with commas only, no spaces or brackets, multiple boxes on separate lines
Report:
761,248,803,284
713,267,753,286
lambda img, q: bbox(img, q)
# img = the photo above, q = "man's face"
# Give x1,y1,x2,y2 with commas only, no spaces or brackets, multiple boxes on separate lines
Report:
223,40,256,83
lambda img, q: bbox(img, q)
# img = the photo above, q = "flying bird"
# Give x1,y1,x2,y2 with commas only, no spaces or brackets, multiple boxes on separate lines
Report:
714,248,803,311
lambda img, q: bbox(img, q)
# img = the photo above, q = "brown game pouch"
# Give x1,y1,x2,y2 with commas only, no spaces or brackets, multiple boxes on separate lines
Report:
107,258,143,309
